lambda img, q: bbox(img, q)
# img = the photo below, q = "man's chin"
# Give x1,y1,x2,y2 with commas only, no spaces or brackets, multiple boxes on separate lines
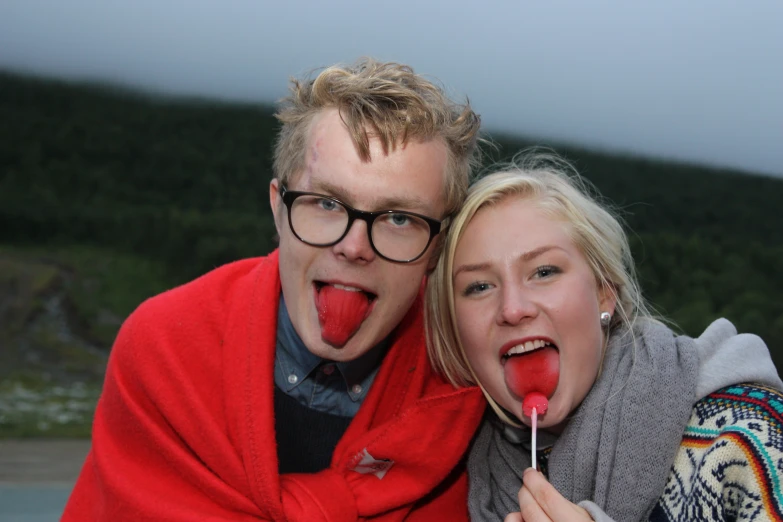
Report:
319,327,359,349
314,332,368,361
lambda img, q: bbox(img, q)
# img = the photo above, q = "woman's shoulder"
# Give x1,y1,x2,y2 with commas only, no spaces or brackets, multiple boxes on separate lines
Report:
652,383,783,521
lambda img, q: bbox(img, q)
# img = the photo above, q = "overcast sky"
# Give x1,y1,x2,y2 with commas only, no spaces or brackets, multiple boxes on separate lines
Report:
1,0,781,177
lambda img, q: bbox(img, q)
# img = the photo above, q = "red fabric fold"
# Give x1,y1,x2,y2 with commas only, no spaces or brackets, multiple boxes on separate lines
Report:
281,470,358,521
63,251,485,521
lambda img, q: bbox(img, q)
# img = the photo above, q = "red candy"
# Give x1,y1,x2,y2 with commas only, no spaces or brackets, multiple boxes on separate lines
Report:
523,392,549,417
316,286,371,346
504,346,560,418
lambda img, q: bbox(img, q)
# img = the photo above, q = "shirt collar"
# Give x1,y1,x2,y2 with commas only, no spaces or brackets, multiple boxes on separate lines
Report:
276,295,390,397
277,295,320,391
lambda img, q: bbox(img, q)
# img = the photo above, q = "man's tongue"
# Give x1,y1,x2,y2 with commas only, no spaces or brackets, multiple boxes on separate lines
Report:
316,285,372,346
504,346,560,401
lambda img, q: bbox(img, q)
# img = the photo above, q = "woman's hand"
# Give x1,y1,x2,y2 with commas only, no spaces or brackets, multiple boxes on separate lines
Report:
503,468,593,522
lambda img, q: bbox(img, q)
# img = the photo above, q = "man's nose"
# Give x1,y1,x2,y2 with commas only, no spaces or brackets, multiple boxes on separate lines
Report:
332,218,376,263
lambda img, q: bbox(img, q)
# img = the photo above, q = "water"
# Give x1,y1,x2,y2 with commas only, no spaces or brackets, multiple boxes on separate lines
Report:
0,439,88,522
0,484,71,522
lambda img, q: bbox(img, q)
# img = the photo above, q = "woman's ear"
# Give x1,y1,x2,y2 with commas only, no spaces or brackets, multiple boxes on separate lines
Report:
598,282,618,318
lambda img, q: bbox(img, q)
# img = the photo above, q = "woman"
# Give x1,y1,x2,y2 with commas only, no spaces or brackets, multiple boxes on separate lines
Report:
426,153,783,522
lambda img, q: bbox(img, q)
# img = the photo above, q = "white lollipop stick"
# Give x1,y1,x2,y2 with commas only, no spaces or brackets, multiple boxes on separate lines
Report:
522,393,548,471
531,407,538,470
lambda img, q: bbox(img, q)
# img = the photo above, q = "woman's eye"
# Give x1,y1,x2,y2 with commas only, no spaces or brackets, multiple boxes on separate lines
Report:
534,265,560,278
462,282,492,296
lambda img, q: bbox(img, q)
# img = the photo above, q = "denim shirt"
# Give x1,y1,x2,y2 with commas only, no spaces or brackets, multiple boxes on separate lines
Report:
273,296,389,417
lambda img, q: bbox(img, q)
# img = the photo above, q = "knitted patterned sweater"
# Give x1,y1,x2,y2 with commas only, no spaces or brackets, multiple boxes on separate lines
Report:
538,383,783,521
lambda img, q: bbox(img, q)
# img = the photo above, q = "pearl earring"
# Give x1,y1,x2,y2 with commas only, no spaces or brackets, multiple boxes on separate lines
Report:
600,311,611,327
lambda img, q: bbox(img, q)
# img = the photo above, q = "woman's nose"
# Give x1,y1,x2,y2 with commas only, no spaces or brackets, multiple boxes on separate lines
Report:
497,286,538,326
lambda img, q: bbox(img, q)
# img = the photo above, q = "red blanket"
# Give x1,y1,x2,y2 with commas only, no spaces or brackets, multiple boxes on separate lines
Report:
63,251,485,521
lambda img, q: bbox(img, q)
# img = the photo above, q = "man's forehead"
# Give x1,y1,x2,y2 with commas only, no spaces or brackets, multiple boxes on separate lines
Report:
309,107,415,156
290,108,449,214
306,107,447,167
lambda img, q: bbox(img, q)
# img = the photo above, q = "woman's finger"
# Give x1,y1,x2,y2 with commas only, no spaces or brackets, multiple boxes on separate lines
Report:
522,468,592,521
518,483,551,522
504,512,524,522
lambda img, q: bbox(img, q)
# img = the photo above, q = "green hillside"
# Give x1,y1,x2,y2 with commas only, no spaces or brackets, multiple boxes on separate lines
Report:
2,71,782,436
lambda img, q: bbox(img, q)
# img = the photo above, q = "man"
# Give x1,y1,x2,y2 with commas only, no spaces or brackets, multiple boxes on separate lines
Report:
63,58,486,521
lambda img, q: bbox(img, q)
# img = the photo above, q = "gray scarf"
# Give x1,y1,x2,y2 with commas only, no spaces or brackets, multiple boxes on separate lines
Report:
467,319,700,522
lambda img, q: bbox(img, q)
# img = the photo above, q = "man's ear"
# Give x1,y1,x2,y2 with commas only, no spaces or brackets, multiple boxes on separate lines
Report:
425,234,446,274
426,254,439,275
269,178,283,235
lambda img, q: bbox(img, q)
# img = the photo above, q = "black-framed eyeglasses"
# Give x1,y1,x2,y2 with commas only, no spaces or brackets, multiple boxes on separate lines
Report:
280,186,442,263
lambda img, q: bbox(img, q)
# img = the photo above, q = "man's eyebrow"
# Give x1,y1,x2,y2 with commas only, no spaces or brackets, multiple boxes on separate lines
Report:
375,195,432,212
311,180,432,212
453,246,559,278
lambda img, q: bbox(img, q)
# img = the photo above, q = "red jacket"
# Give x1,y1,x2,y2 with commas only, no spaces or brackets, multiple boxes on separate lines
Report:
63,251,485,521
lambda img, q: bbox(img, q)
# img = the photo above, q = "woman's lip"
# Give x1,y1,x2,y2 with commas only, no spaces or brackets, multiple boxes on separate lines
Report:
498,336,557,358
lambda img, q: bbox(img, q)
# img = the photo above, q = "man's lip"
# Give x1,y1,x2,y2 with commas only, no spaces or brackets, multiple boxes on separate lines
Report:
498,336,557,359
314,280,377,298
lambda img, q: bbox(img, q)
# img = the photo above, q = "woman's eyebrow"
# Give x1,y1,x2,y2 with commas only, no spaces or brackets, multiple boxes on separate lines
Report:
453,246,560,278
453,262,491,278
518,245,558,262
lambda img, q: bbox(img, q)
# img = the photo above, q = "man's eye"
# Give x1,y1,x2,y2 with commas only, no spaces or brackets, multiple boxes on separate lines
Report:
317,198,338,211
389,213,410,226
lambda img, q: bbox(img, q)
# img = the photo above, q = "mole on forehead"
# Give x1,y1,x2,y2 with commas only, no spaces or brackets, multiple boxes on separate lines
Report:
293,139,323,190
309,141,320,163
294,146,318,189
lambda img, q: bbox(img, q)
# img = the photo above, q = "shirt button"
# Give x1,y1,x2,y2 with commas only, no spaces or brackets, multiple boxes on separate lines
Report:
287,374,298,384
351,384,362,394
322,364,335,376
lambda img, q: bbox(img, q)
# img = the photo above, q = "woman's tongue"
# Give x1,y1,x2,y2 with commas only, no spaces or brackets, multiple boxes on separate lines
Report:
316,284,372,346
504,346,560,401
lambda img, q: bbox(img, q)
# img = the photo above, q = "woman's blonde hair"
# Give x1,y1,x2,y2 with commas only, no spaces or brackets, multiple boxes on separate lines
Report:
273,57,482,217
425,151,656,419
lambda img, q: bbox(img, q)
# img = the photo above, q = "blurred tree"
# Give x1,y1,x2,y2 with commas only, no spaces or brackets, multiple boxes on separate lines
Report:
1,71,781,353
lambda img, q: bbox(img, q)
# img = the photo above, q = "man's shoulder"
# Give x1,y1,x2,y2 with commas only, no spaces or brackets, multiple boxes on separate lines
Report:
105,253,279,375
131,254,277,328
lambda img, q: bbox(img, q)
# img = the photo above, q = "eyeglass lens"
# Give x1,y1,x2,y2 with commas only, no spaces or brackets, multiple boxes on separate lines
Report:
289,195,432,262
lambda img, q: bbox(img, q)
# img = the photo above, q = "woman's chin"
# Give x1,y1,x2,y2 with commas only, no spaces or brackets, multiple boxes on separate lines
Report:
535,404,569,433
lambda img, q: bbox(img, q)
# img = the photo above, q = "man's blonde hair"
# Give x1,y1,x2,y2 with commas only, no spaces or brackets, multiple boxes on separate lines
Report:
273,58,482,216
